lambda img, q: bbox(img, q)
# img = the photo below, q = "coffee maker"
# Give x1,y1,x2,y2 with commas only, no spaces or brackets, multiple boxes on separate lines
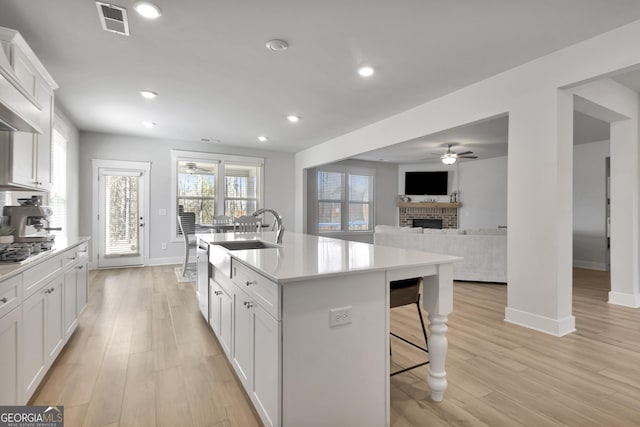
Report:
2,201,56,243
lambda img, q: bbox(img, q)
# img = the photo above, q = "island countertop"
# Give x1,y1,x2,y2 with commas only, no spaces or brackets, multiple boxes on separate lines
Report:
196,231,461,283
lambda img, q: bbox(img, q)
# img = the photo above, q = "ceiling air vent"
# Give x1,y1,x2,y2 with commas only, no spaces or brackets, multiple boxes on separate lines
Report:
96,2,130,36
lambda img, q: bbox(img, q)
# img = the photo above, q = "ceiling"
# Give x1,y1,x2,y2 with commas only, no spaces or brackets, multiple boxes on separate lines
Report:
354,111,611,164
1,1,640,153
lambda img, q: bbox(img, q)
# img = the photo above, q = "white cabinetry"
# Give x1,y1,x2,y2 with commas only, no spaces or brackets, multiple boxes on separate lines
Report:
0,240,89,405
209,277,232,356
22,272,64,402
63,242,88,338
0,27,57,191
230,261,281,427
0,291,22,405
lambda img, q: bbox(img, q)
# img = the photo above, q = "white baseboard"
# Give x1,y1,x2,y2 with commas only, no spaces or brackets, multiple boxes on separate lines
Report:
146,256,183,266
504,307,576,336
573,259,608,271
608,291,640,308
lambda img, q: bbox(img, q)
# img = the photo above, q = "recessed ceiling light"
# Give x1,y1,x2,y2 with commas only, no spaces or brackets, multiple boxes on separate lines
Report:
200,138,221,143
266,39,289,51
142,121,156,128
133,1,162,19
287,115,300,123
140,90,157,99
358,66,375,77
257,136,268,142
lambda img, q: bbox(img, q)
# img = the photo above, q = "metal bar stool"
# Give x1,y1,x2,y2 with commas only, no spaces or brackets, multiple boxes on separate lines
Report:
390,277,429,376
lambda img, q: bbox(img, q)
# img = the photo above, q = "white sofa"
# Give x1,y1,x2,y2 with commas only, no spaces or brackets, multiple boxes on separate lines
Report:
374,225,507,283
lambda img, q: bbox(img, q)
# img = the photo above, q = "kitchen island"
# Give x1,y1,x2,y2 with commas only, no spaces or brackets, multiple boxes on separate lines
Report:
196,231,461,427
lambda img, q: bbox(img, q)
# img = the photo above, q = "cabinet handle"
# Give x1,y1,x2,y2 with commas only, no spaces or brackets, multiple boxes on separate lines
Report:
76,265,83,270
243,301,254,309
0,297,7,303
245,280,256,287
71,256,76,260
214,290,222,296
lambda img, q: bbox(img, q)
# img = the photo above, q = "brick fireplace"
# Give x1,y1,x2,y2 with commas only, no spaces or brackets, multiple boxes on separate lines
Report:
398,202,460,229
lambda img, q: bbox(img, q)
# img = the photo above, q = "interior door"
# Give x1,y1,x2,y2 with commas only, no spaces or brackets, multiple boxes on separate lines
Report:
97,168,146,268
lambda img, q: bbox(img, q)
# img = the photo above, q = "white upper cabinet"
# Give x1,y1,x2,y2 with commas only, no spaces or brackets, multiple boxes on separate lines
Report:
0,27,57,191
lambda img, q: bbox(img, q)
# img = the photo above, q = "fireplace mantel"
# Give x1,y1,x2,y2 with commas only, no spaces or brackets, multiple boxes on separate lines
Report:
398,202,461,208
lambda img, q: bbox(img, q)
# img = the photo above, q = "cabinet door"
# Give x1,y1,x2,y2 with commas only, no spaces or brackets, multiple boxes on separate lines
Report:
63,269,78,338
252,304,281,427
22,288,47,402
0,307,22,405
209,281,221,335
219,288,233,357
35,79,53,191
76,262,88,315
12,46,37,97
45,276,64,365
11,132,37,188
232,287,253,388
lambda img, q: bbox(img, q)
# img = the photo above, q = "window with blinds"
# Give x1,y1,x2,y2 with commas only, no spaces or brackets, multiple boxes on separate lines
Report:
317,169,373,233
49,130,67,237
171,152,263,239
224,164,260,217
177,161,217,230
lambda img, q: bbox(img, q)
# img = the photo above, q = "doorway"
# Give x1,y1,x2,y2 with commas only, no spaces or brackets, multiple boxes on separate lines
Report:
92,160,151,268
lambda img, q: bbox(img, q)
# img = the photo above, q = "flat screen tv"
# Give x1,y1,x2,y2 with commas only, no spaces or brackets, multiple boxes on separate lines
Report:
405,171,448,195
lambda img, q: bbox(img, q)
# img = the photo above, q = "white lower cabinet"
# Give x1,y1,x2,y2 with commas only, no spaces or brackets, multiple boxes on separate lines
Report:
0,240,89,405
208,258,281,427
231,262,281,427
209,277,233,356
232,285,253,388
0,306,22,405
250,300,280,427
22,284,47,401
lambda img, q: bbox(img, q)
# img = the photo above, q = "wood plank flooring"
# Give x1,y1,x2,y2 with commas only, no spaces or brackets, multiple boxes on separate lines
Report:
30,266,640,426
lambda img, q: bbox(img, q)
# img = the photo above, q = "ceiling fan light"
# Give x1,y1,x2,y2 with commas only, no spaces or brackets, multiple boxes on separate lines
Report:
441,156,456,165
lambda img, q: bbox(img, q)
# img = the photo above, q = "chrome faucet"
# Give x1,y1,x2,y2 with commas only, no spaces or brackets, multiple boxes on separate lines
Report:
253,208,285,244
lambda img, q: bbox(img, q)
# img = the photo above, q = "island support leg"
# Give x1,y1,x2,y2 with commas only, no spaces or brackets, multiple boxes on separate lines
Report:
422,263,454,402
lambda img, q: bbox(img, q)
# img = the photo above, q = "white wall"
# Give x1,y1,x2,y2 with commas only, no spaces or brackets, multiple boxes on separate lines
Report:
399,157,508,230
79,132,295,264
306,159,398,243
573,140,610,270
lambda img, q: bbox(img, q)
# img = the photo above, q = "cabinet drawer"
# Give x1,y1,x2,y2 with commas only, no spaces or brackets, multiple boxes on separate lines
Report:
0,274,22,319
62,243,88,269
232,261,280,320
23,254,62,300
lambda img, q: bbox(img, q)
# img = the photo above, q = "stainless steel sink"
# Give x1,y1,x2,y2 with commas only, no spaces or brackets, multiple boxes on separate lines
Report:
213,240,281,251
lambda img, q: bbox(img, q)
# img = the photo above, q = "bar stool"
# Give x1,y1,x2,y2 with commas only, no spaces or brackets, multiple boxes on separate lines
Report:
390,277,429,376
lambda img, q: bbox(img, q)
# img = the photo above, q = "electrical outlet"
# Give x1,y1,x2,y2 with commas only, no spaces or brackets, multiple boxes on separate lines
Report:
159,208,167,216
161,243,167,250
329,306,352,327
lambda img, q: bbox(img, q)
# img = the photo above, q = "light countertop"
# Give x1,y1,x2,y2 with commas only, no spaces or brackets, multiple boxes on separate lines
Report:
197,231,462,283
0,237,90,281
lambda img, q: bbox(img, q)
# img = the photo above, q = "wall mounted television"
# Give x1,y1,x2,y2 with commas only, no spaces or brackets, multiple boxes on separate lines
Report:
404,171,448,195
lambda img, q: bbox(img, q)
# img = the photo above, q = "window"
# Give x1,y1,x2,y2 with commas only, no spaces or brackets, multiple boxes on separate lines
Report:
177,161,218,224
49,130,67,237
224,164,260,217
171,151,264,240
317,169,374,233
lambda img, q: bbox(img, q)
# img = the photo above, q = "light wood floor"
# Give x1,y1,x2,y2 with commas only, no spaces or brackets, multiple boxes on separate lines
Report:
31,267,640,426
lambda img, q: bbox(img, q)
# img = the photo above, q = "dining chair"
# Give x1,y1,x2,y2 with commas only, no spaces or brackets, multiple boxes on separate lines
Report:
177,212,198,277
234,215,261,232
389,277,429,376
212,215,234,232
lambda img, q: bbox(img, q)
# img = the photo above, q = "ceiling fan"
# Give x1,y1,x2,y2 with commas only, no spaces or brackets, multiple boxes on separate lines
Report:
430,144,478,165
183,162,214,174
